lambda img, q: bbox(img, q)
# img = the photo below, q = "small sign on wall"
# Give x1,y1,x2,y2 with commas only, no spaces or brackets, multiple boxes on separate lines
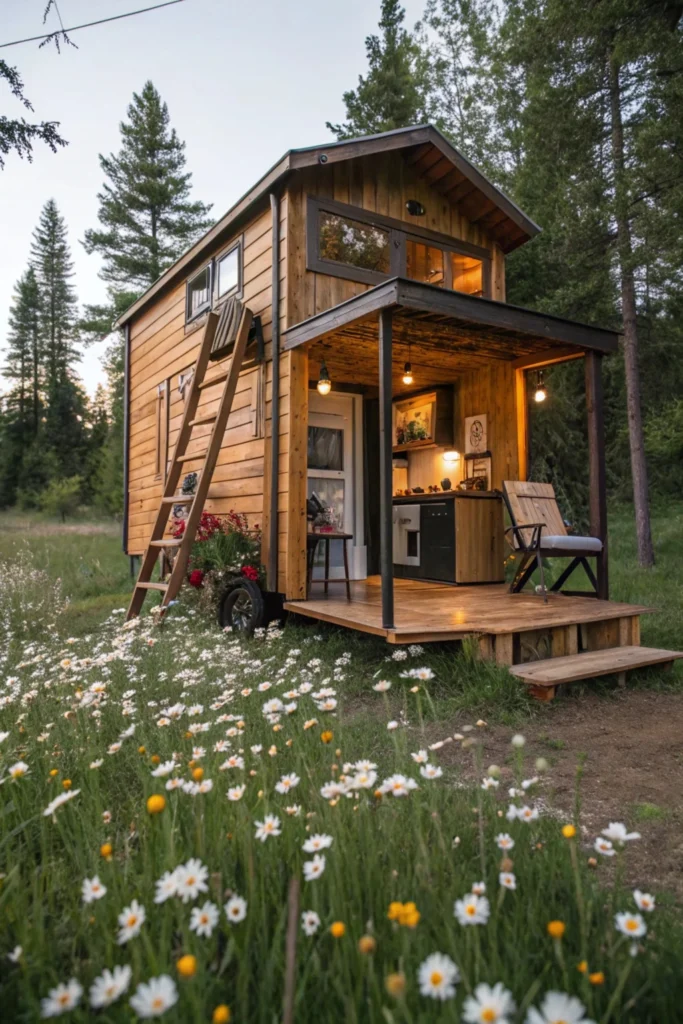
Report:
465,414,487,454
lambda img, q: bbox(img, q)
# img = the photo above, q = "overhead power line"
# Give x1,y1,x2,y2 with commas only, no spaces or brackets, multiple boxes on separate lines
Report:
0,0,187,49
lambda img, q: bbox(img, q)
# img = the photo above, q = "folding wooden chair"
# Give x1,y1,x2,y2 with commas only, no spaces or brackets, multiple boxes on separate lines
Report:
502,481,603,600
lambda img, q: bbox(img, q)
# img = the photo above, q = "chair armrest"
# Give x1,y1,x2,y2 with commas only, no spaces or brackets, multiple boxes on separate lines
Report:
505,522,545,551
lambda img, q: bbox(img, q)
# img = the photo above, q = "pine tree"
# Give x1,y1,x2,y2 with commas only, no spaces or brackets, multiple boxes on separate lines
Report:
327,1,431,139
4,267,42,436
82,81,213,292
31,198,79,380
0,59,67,168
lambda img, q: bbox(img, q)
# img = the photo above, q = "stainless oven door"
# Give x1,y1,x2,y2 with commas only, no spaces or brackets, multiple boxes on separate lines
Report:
392,504,420,567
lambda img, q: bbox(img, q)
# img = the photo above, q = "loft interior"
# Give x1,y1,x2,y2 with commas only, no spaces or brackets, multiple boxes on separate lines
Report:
118,123,635,660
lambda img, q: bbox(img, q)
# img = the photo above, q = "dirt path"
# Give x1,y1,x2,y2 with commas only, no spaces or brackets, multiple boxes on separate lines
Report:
436,690,683,899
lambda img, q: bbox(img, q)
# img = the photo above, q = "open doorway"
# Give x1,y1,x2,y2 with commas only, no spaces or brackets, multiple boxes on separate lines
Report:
307,391,366,581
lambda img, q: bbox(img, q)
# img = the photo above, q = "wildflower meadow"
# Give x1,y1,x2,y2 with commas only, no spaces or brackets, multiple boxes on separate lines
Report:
1,527,683,1022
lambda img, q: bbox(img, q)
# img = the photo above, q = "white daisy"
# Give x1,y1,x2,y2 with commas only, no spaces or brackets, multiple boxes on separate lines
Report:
89,965,132,1009
224,895,248,923
633,889,655,912
481,777,499,790
151,760,176,777
117,899,146,944
471,881,486,895
275,772,300,794
81,875,107,904
40,979,83,1017
8,945,22,962
43,789,81,818
411,750,429,763
227,785,246,801
499,872,516,890
615,911,647,938
373,680,391,692
525,990,595,1024
594,837,615,857
351,769,377,790
129,975,178,1018
302,833,333,853
254,814,281,842
9,760,29,779
463,982,516,1023
175,859,209,903
380,774,418,797
165,778,183,791
495,833,514,851
301,910,321,935
601,822,641,844
418,952,459,1000
420,764,443,779
220,755,245,771
303,853,326,881
454,893,490,926
190,900,219,938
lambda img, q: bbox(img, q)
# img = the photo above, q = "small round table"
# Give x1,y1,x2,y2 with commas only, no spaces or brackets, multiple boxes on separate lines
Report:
306,531,353,600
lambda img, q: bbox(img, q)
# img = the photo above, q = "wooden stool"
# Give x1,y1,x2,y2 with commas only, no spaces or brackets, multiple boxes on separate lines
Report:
306,531,353,600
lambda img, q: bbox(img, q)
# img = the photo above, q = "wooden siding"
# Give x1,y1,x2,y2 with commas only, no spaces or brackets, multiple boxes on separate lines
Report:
285,152,506,330
127,198,287,555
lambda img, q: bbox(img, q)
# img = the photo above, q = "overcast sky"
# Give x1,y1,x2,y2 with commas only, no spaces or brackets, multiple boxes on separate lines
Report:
1,0,426,395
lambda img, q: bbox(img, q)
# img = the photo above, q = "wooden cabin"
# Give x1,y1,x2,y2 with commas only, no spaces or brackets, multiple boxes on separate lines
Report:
118,125,677,693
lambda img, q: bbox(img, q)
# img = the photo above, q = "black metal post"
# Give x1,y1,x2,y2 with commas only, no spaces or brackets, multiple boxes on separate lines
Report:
378,308,394,629
585,351,608,599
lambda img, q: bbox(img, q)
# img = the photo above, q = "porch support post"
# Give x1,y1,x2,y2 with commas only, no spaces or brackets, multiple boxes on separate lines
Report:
585,351,608,599
378,308,395,630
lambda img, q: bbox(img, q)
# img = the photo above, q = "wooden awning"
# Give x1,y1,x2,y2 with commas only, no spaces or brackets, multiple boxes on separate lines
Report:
282,279,620,363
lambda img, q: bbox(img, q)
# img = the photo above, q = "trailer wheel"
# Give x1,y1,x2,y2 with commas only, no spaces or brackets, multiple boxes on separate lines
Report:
218,579,265,635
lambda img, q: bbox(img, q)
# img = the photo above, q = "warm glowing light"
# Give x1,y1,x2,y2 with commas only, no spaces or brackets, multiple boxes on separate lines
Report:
443,450,460,464
317,361,331,396
534,386,547,403
402,362,413,385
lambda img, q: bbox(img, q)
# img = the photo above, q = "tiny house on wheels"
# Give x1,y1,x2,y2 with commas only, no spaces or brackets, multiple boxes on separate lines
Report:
117,125,682,699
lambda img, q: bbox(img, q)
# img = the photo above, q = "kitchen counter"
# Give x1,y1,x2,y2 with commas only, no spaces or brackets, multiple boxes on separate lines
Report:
393,490,499,503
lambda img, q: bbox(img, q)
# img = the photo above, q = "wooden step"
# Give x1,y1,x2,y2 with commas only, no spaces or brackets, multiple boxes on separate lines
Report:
149,539,183,548
189,413,217,427
161,495,193,505
199,371,228,390
510,645,683,700
136,582,169,592
177,449,208,463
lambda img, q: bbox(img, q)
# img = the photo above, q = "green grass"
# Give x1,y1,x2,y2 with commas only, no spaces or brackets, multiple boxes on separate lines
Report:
0,506,683,1021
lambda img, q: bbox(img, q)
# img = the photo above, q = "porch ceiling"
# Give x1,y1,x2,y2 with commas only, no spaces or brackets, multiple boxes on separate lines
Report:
283,278,620,389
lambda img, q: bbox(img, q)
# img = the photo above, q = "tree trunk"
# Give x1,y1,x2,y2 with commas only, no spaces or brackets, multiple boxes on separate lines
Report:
608,56,655,568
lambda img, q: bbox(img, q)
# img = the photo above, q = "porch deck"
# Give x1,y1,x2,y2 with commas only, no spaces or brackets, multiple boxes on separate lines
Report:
283,578,650,661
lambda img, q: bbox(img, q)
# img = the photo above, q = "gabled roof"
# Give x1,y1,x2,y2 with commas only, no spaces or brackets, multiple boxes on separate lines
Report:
115,124,541,329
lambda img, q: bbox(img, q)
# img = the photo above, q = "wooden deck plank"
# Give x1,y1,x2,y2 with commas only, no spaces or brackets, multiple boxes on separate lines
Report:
510,646,683,686
283,578,651,643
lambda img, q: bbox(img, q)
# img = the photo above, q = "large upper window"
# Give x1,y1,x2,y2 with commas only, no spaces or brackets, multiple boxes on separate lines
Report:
318,211,390,275
186,265,211,321
307,195,490,296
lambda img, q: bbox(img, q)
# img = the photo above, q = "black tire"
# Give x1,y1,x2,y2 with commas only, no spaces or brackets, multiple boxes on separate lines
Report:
217,579,265,635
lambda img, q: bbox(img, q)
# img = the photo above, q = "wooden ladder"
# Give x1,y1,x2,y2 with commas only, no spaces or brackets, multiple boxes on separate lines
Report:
126,301,254,621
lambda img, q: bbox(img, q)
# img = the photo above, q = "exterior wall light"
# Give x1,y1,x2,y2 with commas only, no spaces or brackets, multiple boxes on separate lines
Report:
534,370,547,403
443,450,460,464
317,360,331,396
405,199,425,216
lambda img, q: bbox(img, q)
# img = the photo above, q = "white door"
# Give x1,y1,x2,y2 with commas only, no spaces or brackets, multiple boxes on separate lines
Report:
307,392,365,580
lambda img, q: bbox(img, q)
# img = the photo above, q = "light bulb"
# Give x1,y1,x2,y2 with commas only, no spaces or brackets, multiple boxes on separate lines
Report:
317,361,331,396
443,450,460,464
402,362,413,385
534,387,546,403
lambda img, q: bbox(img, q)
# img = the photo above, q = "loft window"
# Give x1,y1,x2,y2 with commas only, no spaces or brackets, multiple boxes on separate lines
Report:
318,211,391,276
216,242,241,299
307,196,491,296
186,264,211,321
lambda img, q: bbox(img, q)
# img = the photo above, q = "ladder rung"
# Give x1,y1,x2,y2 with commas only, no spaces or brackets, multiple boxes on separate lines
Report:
189,413,217,427
149,539,183,548
161,495,193,504
199,371,228,390
136,582,168,592
177,449,208,463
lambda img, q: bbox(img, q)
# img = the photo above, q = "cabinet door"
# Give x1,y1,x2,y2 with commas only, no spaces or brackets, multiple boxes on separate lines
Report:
455,498,504,584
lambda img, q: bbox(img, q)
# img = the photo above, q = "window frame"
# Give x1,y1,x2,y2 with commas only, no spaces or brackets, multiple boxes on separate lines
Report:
213,239,243,304
185,262,213,323
306,195,492,297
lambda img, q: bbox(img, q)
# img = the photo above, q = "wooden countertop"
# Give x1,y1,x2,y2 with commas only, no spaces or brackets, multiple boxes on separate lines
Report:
392,490,501,503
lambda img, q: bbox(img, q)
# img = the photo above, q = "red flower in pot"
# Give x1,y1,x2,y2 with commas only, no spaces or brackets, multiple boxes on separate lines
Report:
241,565,259,582
189,569,205,588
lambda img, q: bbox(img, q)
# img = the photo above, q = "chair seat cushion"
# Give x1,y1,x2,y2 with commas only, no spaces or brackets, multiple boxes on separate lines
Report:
540,534,602,553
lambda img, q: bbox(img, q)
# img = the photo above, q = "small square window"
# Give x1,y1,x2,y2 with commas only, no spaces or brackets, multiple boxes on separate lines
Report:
217,245,240,298
186,265,211,321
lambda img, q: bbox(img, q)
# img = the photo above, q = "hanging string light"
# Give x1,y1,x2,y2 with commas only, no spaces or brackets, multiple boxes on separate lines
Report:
402,342,413,385
534,369,547,403
317,359,331,396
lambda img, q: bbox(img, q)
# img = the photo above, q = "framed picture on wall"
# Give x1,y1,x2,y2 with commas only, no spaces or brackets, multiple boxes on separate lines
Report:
393,391,437,450
465,414,487,454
